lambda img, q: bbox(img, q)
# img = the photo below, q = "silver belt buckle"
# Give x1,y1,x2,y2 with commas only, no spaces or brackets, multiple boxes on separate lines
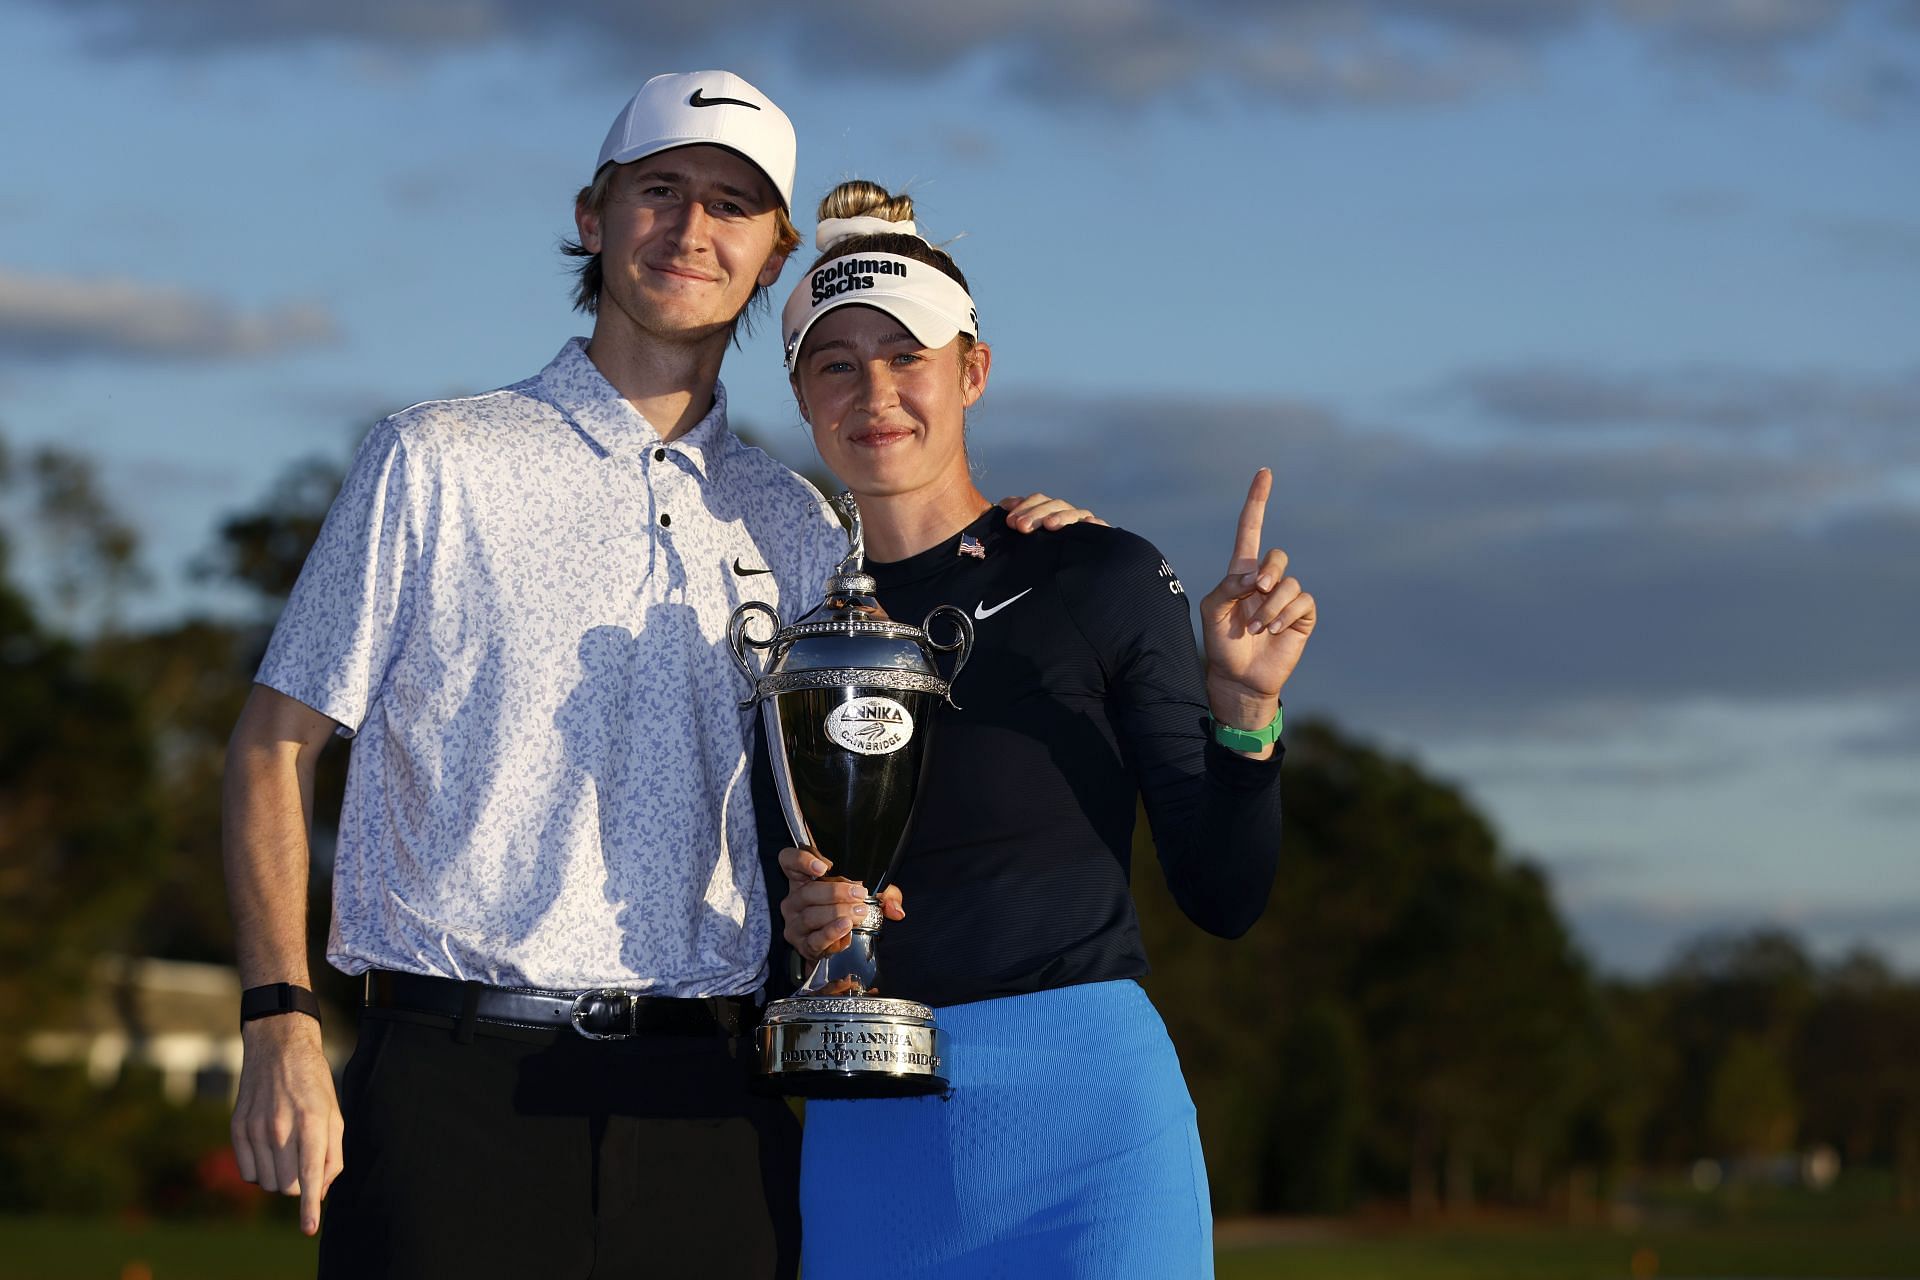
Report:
569,988,633,1039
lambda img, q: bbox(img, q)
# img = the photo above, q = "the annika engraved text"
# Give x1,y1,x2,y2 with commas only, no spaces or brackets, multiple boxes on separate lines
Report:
781,1028,937,1069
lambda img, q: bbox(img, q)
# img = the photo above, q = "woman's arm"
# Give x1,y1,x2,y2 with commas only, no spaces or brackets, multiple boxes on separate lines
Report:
1087,470,1316,937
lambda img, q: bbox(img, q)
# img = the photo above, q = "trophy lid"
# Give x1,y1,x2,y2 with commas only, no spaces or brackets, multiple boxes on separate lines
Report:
820,493,881,607
727,492,975,704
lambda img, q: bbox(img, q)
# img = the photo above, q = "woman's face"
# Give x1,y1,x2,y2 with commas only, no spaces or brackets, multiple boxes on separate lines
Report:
792,304,989,503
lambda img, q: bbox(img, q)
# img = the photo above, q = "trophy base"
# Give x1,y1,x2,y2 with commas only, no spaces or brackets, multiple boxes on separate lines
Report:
756,995,948,1098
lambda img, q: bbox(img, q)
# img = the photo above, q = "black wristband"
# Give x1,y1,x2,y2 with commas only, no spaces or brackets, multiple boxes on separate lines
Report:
240,982,322,1028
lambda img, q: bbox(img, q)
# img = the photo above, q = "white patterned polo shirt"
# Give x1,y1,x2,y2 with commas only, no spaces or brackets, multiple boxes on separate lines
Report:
257,338,845,994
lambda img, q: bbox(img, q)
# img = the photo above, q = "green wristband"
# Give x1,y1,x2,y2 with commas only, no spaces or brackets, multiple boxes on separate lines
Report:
1209,705,1282,752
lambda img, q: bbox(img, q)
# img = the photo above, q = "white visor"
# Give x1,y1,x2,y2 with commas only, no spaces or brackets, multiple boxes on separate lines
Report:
781,252,979,371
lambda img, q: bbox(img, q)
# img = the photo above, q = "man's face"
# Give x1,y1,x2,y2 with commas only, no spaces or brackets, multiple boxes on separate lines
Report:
577,144,788,347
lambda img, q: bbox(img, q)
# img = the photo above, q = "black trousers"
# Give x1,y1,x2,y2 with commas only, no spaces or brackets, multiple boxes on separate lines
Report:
316,1009,801,1279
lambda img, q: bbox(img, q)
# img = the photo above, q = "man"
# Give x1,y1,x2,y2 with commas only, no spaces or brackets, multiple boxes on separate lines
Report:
224,71,1085,1277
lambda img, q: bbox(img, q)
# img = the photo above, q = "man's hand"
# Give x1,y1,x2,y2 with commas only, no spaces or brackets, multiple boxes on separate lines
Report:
224,684,345,1235
231,1013,343,1236
998,493,1108,532
776,846,905,962
1198,469,1316,755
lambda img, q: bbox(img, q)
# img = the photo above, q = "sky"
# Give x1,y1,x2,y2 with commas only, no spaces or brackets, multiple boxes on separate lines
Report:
1,0,1915,975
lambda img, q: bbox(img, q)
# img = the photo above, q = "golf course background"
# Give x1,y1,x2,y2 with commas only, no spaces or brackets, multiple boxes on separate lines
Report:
4,444,1919,1273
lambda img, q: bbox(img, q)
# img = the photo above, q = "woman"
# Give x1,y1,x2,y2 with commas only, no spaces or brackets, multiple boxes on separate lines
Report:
774,181,1315,1278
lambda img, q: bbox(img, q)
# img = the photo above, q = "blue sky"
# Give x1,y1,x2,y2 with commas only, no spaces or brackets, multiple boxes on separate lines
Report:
2,0,1916,973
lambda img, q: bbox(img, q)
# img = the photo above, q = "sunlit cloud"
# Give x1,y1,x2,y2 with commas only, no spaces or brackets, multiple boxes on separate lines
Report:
0,268,337,363
33,0,1920,112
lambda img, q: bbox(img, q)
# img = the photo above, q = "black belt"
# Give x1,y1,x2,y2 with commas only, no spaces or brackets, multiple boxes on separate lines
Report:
363,970,759,1039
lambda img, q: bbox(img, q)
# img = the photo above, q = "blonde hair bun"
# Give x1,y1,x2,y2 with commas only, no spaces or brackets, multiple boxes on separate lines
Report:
817,179,914,226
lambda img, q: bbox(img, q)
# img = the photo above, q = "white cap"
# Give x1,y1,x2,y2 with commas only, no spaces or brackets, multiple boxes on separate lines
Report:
595,71,796,210
781,251,980,371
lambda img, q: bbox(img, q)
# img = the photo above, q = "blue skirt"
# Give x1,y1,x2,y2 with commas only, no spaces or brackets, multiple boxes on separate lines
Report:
799,980,1213,1279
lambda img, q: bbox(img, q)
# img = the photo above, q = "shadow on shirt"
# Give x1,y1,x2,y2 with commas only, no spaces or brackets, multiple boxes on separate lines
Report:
553,611,761,985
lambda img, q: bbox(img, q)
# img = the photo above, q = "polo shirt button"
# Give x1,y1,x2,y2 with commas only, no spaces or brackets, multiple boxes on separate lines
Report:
654,449,666,461
659,513,671,527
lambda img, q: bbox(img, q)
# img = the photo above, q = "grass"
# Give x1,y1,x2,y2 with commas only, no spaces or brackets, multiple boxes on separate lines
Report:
0,1215,316,1280
1216,1218,1920,1279
3,1212,1916,1280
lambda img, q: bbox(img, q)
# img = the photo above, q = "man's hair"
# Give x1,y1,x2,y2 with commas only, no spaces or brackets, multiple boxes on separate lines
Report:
560,162,803,347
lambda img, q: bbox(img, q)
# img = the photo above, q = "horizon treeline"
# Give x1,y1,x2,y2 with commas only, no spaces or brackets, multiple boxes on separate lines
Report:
1134,726,1920,1216
2,432,1916,1219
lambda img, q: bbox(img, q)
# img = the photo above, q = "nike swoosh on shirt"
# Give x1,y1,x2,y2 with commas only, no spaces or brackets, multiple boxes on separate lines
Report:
732,559,772,576
690,89,761,110
974,589,1032,620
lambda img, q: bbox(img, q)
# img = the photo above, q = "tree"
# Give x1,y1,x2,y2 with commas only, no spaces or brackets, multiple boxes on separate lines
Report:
1267,1000,1367,1212
191,454,343,611
1707,1034,1797,1157
1797,951,1920,1209
0,438,164,1051
0,438,149,635
1135,719,1604,1216
1644,929,1814,1164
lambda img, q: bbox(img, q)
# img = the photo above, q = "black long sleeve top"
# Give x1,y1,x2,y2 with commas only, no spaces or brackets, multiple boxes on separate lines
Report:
759,506,1283,1009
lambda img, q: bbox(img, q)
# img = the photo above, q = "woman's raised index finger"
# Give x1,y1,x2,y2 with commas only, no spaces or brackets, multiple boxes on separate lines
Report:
1231,468,1273,567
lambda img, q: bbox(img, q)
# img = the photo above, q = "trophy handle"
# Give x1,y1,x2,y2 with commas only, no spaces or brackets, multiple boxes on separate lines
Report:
728,601,781,708
921,604,975,710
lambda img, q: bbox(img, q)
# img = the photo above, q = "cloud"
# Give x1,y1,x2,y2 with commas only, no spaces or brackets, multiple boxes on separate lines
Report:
1542,846,1653,890
1837,697,1920,757
1444,362,1920,464
922,129,999,166
1564,892,1920,975
967,385,1919,732
383,170,464,213
1823,53,1920,118
1613,0,1853,84
34,0,1920,110
1861,788,1920,818
0,268,337,363
1798,212,1920,265
1459,753,1751,789
43,0,1539,105
54,0,507,54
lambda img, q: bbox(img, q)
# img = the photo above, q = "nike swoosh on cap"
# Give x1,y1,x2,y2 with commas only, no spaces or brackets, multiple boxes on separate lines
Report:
974,589,1032,620
732,559,771,576
689,89,761,110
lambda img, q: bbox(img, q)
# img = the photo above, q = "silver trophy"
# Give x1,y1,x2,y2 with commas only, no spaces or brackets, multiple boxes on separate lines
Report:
728,494,973,1097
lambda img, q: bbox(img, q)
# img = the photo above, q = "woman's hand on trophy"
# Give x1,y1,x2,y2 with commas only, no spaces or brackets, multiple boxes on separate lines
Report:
777,845,906,962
